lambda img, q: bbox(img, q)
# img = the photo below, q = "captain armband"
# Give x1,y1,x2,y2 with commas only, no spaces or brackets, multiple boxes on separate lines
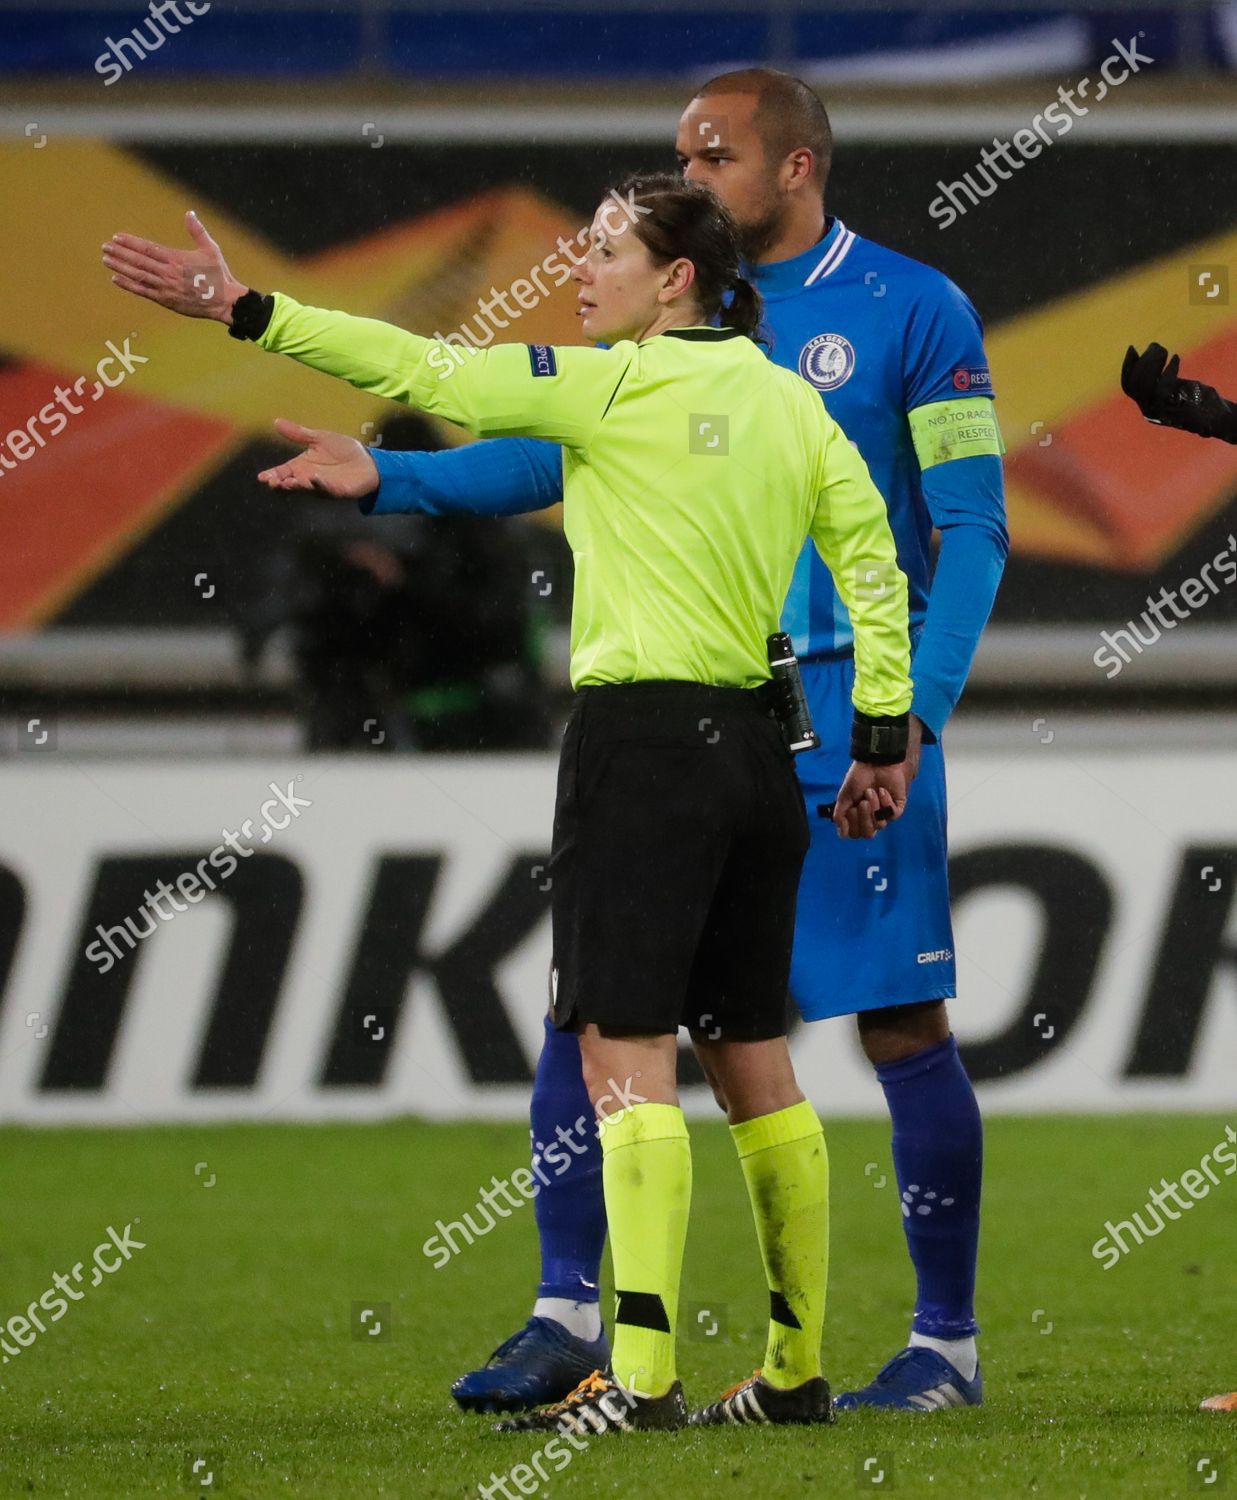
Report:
908,396,1005,470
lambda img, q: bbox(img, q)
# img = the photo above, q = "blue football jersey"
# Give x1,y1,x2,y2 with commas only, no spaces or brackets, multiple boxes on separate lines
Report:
749,217,998,663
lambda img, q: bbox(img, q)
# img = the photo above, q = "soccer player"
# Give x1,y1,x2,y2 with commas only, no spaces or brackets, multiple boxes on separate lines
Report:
1122,340,1235,1416
103,173,915,1431
247,68,1006,1416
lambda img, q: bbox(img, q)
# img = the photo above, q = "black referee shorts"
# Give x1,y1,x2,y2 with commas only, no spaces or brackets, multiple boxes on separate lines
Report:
548,680,809,1041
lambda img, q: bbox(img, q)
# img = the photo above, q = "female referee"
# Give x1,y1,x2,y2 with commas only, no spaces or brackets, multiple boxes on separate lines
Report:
103,176,913,1434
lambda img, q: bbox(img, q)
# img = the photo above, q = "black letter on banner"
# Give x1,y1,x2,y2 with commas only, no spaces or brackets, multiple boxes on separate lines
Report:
0,864,26,1011
1125,846,1237,1077
950,845,1112,1083
42,853,302,1091
320,853,549,1087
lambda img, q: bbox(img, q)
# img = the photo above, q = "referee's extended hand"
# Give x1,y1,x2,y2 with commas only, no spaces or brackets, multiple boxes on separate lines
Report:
257,419,380,500
832,759,909,840
102,211,247,325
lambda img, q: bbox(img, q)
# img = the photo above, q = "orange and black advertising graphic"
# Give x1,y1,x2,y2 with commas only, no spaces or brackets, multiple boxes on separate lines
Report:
1,138,1235,629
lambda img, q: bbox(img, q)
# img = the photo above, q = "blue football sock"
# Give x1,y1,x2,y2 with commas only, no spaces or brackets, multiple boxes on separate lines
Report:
876,1033,982,1341
530,1016,607,1305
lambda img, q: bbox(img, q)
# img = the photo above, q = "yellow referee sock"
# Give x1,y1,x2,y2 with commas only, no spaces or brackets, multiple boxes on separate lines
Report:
731,1098,829,1390
599,1101,691,1398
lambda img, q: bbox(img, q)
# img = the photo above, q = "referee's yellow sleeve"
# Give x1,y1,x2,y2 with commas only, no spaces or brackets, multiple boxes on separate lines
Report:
808,406,913,720
256,293,630,449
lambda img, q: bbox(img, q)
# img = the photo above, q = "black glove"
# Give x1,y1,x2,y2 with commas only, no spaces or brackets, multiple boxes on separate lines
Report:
1121,342,1237,443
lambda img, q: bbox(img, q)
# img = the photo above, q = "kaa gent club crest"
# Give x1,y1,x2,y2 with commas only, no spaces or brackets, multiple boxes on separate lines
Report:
798,332,856,391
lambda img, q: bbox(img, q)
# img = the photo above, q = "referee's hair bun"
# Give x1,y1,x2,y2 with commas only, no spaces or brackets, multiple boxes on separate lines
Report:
725,276,765,342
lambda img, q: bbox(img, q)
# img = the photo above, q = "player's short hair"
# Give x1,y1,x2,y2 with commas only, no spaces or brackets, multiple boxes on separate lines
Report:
694,67,832,193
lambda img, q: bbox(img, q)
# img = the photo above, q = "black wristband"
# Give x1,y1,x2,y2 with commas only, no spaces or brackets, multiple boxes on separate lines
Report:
227,289,275,342
851,710,909,765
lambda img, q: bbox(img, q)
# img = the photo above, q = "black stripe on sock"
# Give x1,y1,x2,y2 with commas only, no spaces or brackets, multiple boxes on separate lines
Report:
769,1290,802,1330
615,1290,670,1333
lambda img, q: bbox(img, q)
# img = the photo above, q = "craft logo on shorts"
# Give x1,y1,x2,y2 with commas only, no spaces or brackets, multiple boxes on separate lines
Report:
952,366,993,394
528,344,558,378
798,333,856,391
917,947,954,965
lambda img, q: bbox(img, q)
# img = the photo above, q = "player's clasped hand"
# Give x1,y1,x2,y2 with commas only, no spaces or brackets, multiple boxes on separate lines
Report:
832,760,909,840
831,714,917,838
101,210,246,324
257,419,381,500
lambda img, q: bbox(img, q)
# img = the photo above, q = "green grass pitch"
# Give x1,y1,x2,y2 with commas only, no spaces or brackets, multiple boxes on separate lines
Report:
0,1114,1231,1498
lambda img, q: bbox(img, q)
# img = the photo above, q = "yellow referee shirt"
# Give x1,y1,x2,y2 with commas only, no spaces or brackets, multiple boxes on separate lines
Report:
256,298,912,717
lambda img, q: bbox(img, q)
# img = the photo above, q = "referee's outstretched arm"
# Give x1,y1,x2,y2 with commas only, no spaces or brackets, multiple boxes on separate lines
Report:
245,293,634,448
102,212,632,448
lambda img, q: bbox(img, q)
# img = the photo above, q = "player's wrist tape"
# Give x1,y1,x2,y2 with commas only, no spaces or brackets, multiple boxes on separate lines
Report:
851,711,909,765
228,289,275,341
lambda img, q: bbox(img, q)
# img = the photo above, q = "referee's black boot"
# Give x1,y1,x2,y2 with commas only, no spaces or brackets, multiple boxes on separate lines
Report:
494,1370,688,1433
689,1369,835,1426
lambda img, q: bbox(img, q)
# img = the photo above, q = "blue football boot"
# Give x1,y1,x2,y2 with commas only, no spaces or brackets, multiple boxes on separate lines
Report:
452,1317,611,1414
834,1346,982,1411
